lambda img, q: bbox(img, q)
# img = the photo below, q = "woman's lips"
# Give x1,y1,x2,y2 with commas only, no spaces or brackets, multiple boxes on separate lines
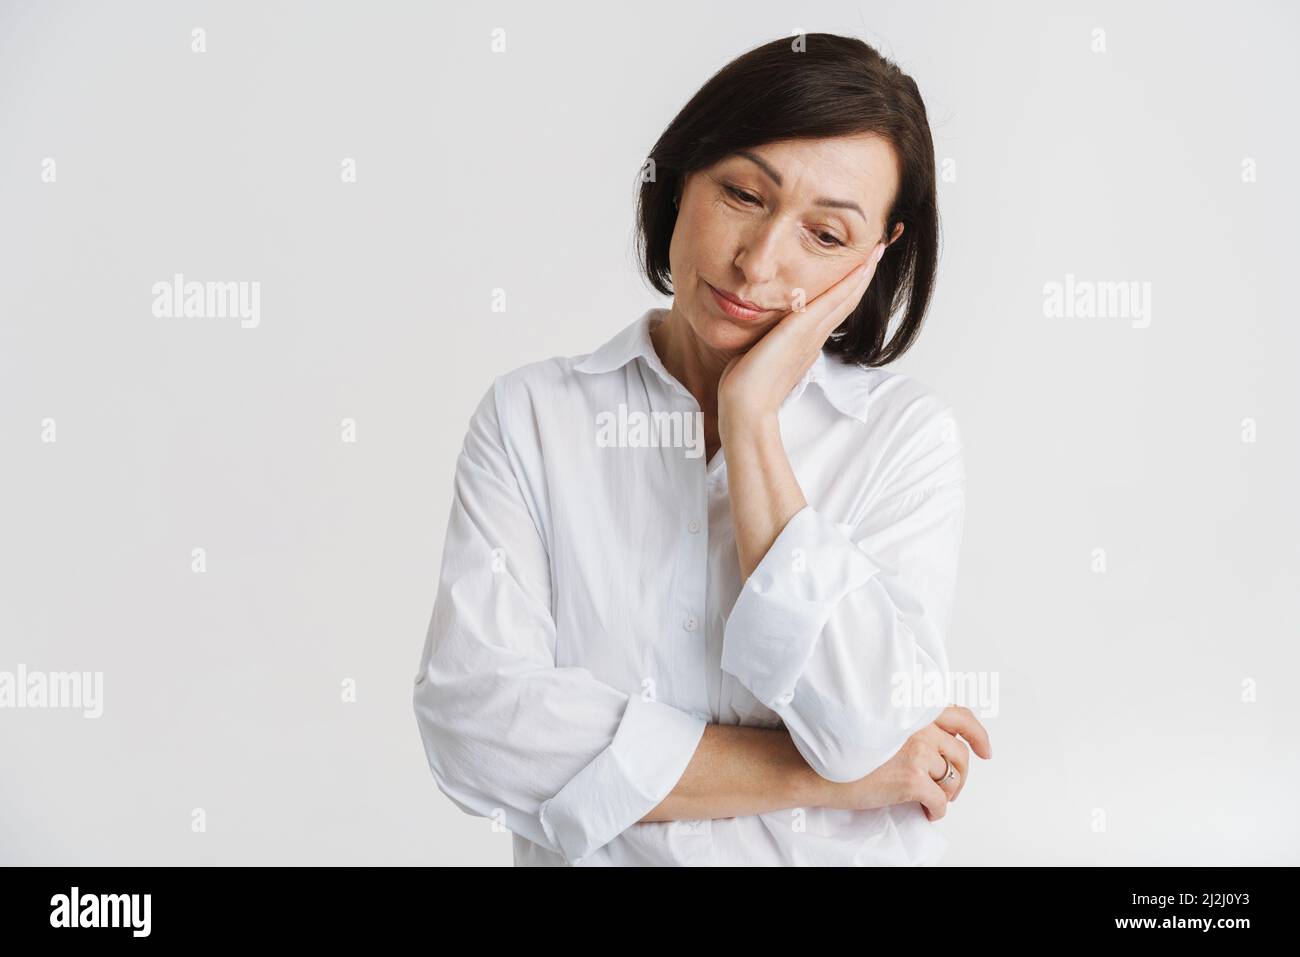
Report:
706,281,778,321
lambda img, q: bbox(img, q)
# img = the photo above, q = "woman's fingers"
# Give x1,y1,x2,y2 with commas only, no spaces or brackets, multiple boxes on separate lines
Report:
922,725,968,802
934,705,993,761
779,241,884,339
917,774,950,822
811,241,885,332
939,731,971,802
913,708,990,817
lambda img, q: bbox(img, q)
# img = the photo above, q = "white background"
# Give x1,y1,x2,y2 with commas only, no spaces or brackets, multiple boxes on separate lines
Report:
1,0,1297,865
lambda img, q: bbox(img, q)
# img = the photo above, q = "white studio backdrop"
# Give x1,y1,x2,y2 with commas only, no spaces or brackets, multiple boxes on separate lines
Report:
1,0,1297,865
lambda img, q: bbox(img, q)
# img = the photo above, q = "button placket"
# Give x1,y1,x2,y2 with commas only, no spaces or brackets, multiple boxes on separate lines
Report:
668,394,711,717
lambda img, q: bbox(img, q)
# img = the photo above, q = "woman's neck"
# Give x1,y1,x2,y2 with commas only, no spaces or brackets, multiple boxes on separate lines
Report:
650,303,731,415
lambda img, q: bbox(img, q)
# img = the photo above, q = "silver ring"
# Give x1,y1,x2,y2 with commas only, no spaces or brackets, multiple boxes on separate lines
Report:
935,755,957,785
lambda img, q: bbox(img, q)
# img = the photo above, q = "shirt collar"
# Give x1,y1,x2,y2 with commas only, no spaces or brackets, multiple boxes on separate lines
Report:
574,308,871,423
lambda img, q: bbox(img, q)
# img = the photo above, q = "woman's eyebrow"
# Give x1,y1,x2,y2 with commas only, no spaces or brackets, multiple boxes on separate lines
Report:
733,150,867,224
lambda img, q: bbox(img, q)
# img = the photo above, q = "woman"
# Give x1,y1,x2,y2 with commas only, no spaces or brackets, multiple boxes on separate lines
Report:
414,32,992,866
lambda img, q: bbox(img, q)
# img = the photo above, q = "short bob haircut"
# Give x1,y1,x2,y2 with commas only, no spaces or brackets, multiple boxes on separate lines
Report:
635,32,940,367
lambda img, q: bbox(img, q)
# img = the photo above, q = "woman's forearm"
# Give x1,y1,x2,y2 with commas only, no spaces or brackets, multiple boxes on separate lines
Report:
639,724,829,822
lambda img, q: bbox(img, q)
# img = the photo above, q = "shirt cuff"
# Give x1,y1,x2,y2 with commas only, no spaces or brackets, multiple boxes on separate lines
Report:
721,505,885,708
537,694,707,865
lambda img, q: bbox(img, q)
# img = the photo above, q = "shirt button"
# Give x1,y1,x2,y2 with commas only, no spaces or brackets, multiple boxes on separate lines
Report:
776,691,794,705
687,519,701,534
684,615,698,632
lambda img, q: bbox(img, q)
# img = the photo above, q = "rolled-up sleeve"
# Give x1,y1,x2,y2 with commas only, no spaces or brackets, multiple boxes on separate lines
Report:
413,379,707,865
720,400,965,784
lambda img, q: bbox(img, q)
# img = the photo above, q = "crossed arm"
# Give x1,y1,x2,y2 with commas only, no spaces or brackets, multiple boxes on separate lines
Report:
640,723,833,822
640,419,926,824
639,380,987,823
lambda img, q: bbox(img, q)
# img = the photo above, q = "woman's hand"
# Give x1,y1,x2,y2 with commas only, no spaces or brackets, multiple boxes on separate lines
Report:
717,240,887,440
817,707,994,821
719,240,888,580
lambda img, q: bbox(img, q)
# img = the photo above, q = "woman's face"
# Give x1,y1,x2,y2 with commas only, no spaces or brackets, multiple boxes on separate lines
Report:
668,134,904,355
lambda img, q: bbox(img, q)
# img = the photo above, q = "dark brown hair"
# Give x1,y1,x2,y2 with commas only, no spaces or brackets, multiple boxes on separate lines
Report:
634,32,940,367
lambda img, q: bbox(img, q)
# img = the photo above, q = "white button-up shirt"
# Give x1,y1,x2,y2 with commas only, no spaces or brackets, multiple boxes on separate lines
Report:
413,307,966,866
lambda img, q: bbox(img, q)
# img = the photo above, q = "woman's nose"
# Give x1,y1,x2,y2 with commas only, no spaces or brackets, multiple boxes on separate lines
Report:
731,221,784,284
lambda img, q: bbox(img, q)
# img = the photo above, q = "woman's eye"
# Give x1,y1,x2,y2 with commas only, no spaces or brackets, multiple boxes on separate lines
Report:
725,185,761,206
724,184,842,248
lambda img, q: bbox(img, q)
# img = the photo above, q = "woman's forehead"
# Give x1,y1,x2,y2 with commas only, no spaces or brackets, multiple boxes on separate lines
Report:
723,135,896,177
715,137,899,209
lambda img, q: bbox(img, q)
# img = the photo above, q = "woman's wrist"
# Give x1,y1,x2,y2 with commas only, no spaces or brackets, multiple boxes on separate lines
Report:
790,763,834,809
777,731,838,808
718,404,780,449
